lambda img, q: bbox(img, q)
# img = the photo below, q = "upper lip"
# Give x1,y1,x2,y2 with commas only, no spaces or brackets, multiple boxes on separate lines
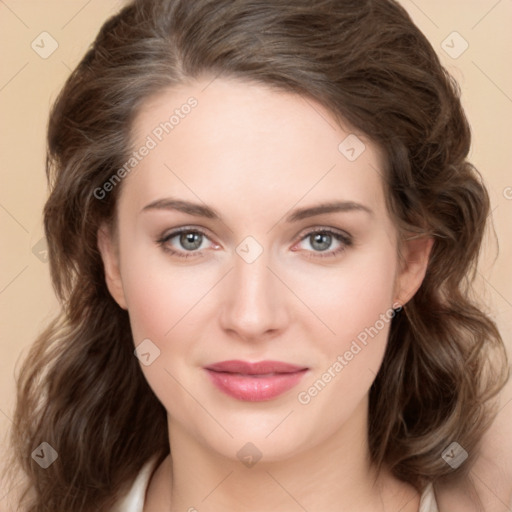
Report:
205,360,308,375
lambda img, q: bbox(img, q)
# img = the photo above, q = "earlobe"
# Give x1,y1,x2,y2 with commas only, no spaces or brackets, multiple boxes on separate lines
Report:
97,223,128,310
395,235,434,307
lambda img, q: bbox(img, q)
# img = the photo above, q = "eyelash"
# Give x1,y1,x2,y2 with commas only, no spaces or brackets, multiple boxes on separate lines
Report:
155,226,353,260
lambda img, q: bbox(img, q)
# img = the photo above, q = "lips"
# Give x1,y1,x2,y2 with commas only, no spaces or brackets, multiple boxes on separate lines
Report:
205,360,306,375
204,360,308,401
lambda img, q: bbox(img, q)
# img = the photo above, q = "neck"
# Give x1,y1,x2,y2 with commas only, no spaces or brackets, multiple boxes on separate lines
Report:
146,397,419,512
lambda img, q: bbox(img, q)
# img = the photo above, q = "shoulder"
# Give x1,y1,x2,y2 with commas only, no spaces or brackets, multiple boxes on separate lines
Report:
111,456,161,512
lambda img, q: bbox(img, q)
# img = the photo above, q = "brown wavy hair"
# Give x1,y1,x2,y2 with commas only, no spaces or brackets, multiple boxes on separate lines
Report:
6,0,509,510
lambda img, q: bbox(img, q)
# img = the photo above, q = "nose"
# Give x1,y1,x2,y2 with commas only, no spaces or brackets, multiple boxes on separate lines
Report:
218,246,289,343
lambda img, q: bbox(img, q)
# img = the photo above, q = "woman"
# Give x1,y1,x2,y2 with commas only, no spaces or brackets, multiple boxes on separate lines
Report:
7,0,509,511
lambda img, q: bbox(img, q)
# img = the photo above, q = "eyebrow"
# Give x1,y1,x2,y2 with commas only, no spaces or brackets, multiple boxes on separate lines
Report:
140,198,373,221
141,198,221,219
285,201,373,222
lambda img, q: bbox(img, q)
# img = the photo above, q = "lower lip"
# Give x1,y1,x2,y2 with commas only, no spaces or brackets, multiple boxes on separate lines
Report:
205,369,308,401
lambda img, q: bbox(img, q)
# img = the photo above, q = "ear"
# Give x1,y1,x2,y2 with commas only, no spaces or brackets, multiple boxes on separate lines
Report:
394,234,434,307
97,223,128,310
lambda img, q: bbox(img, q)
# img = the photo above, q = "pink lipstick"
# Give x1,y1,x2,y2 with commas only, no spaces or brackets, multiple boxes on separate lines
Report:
204,360,308,401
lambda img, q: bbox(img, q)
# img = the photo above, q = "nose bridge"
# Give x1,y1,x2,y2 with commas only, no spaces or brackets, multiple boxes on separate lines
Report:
219,238,287,338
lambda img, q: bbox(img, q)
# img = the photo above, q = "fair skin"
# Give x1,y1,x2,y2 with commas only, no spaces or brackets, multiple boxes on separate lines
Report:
97,76,432,512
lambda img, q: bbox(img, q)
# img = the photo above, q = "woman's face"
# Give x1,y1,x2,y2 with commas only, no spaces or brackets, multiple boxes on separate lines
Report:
98,76,429,462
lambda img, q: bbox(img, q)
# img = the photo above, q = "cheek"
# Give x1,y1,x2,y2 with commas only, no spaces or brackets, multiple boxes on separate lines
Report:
293,244,399,426
119,252,207,413
119,231,212,341
122,268,175,343
288,239,398,355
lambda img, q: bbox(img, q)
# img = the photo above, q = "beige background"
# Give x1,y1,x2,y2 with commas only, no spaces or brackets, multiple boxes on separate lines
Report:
1,0,511,509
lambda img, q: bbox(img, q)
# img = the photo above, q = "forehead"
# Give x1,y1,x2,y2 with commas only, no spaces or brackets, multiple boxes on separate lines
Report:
120,77,388,221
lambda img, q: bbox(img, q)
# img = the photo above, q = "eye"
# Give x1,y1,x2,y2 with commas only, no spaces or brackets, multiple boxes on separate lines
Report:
156,226,352,260
293,228,352,259
156,227,216,258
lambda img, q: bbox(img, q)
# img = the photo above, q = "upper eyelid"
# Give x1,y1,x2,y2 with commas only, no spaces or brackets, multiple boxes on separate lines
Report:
296,225,351,238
